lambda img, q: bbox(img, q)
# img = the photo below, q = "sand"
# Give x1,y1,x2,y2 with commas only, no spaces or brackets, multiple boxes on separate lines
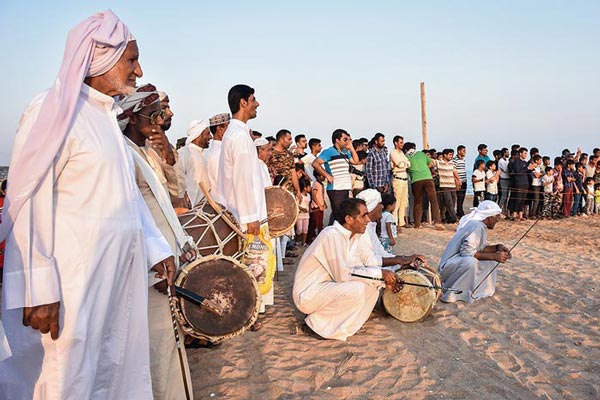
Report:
187,214,599,400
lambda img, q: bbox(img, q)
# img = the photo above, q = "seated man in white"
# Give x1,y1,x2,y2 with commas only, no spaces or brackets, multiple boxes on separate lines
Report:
292,198,401,341
438,201,511,303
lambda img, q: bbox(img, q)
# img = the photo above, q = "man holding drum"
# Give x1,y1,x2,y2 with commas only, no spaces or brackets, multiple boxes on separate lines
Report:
438,201,511,303
293,198,401,341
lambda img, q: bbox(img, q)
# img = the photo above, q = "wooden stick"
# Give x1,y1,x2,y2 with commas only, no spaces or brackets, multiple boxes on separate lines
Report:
198,181,247,240
420,82,429,150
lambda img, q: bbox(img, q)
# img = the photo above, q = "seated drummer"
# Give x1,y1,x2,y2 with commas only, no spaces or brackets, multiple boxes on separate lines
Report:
354,189,426,269
292,198,419,341
438,201,511,303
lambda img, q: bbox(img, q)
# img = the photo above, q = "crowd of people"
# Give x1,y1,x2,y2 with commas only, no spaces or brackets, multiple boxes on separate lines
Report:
0,10,597,400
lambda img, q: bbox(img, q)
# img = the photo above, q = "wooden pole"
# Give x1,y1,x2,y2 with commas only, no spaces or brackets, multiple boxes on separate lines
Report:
420,82,429,150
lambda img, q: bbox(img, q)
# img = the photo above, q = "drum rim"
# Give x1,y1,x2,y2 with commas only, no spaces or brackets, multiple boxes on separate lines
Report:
382,269,438,323
174,255,261,342
265,186,299,237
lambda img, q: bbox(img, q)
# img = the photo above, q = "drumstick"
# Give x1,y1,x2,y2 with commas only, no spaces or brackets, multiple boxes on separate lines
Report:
163,263,192,400
350,273,463,294
175,286,223,317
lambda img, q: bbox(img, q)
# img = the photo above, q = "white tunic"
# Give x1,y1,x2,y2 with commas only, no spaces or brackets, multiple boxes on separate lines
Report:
350,221,394,267
293,222,384,341
438,220,497,303
176,143,208,207
205,139,222,194
0,84,172,399
215,119,267,226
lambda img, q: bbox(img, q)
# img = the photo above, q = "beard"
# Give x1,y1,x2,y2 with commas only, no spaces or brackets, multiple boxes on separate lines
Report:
161,119,172,131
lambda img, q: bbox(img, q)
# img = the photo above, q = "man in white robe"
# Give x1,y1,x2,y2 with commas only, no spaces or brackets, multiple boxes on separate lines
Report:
215,84,267,235
205,113,231,193
353,189,425,269
438,201,511,303
0,11,176,399
119,85,195,399
176,119,212,207
293,198,401,341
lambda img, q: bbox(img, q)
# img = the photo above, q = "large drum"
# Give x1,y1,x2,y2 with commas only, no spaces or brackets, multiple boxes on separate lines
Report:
178,199,243,259
265,186,299,237
382,267,442,323
174,255,261,343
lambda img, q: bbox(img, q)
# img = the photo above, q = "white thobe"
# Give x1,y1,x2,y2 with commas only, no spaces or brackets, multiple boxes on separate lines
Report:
350,221,395,267
215,119,267,227
205,139,222,194
176,143,208,207
257,160,274,311
438,220,497,303
293,222,384,341
127,139,194,400
0,84,172,399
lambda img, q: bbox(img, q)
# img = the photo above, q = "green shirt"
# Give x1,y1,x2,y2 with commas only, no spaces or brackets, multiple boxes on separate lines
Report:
406,151,433,183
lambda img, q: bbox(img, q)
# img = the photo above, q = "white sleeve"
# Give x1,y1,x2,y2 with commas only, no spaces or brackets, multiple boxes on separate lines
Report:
231,138,261,224
135,186,172,269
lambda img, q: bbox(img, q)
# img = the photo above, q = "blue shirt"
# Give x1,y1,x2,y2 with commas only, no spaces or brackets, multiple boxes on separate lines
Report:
318,146,352,191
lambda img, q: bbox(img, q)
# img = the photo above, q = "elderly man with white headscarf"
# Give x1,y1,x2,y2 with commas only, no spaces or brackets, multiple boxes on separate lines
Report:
438,201,511,303
176,119,212,207
0,10,175,399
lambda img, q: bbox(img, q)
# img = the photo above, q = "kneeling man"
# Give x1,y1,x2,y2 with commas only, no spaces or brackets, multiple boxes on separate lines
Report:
292,198,400,341
438,201,511,303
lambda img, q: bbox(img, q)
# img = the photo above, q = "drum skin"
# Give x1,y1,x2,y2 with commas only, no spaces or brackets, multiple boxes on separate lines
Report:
382,270,439,323
178,202,242,258
265,186,299,237
174,256,260,342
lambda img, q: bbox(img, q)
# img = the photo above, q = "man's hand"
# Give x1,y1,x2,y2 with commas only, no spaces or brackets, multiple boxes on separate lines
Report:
149,130,176,165
246,220,260,235
151,255,176,285
325,174,334,184
179,248,196,264
382,269,404,293
23,301,60,340
494,251,510,263
389,238,396,246
496,244,511,255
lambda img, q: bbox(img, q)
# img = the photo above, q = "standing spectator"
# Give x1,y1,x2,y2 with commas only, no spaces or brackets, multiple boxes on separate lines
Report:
586,155,597,179
436,149,459,223
351,151,368,197
529,155,543,218
472,160,486,207
497,148,510,215
296,180,312,246
379,193,397,251
551,159,564,219
572,162,585,216
389,135,410,227
509,148,533,221
403,142,445,230
541,166,555,218
452,145,468,218
562,160,576,217
584,177,595,215
485,160,500,203
308,171,327,241
594,183,600,214
365,133,390,193
312,129,359,225
473,144,491,170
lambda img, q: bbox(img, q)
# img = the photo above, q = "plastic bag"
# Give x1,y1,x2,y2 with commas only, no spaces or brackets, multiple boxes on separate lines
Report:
242,225,276,295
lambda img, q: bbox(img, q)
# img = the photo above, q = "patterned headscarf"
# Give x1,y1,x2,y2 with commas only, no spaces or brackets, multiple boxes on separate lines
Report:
117,83,160,131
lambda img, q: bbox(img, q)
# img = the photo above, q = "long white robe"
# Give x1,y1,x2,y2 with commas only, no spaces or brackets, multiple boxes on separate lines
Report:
127,139,194,400
214,119,267,227
257,160,274,311
350,221,395,267
438,220,497,303
293,222,384,341
0,84,172,399
205,139,221,194
176,143,208,207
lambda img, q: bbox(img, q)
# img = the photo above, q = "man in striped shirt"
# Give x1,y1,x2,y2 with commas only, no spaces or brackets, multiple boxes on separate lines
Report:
453,145,468,218
437,149,460,223
313,129,359,225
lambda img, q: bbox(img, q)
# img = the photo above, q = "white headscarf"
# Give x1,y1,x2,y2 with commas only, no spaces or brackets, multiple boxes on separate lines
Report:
0,10,132,240
357,189,382,212
457,200,501,231
185,119,209,145
253,138,269,147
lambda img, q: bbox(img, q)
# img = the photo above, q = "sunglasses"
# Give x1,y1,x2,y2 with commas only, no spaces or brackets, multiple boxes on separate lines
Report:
138,109,167,125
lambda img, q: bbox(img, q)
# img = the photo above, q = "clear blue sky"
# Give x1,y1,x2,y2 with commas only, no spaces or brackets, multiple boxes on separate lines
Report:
1,1,599,168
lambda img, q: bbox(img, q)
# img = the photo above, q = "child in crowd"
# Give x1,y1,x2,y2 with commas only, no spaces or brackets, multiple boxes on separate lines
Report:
585,177,595,215
380,193,397,252
295,179,312,246
529,154,544,218
310,171,326,239
551,159,564,219
472,159,486,207
485,160,499,202
541,166,555,219
351,150,367,197
595,183,600,214
572,162,585,216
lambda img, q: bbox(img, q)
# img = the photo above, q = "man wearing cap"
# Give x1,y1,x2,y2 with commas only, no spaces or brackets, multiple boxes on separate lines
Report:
205,113,231,192
438,201,511,303
354,189,425,268
0,11,175,399
215,84,266,236
176,119,212,207
119,84,195,399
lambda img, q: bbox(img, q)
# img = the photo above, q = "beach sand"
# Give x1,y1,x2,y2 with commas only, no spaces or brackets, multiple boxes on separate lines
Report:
188,214,599,400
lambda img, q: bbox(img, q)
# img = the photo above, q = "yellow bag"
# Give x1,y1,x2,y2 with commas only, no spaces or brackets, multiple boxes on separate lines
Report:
242,225,276,295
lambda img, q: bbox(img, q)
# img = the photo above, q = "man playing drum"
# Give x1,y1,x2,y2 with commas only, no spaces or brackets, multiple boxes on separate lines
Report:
292,198,401,341
438,201,511,303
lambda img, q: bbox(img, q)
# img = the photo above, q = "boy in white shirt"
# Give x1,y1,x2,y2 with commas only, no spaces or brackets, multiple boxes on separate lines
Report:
485,160,499,203
379,193,398,252
472,159,486,207
541,166,555,219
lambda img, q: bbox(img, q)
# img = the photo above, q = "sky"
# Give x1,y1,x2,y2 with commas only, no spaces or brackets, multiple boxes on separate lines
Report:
1,1,599,170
